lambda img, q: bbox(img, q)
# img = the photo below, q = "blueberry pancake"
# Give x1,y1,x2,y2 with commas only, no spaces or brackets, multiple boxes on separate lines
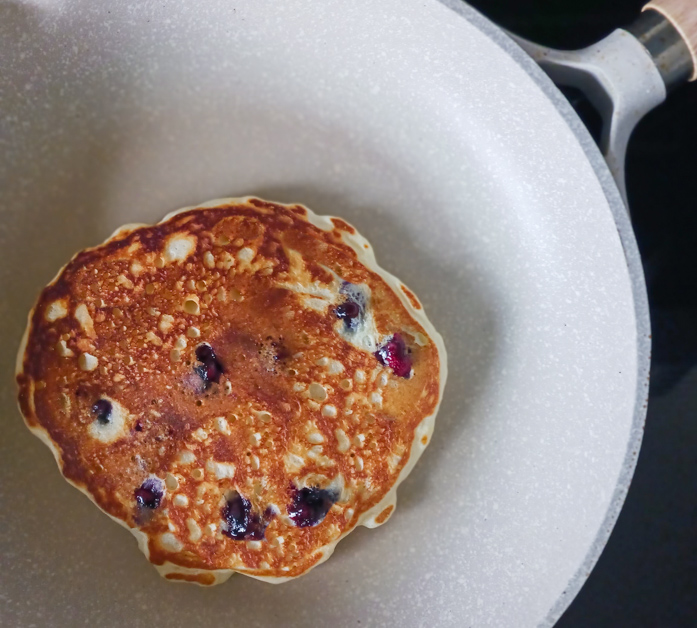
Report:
16,197,447,585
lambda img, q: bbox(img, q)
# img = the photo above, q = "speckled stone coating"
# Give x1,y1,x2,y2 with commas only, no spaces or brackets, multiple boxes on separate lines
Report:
0,0,648,626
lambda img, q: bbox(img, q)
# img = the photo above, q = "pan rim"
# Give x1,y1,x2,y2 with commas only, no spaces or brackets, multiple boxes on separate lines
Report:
437,1,651,625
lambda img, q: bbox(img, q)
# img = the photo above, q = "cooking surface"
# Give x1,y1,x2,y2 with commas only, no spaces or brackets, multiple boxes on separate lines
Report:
467,0,697,625
0,1,654,626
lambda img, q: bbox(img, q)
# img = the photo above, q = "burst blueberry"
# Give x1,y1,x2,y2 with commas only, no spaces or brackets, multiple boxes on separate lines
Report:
375,333,412,378
134,477,164,509
287,486,338,528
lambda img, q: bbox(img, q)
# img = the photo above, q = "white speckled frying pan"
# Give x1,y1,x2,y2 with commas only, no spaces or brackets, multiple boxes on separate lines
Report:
2,0,695,626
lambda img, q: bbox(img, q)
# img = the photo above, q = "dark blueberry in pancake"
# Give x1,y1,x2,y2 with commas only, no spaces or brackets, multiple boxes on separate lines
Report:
193,343,224,388
375,333,412,378
135,477,164,509
287,486,338,528
335,300,361,328
222,492,270,540
336,282,366,331
91,399,112,424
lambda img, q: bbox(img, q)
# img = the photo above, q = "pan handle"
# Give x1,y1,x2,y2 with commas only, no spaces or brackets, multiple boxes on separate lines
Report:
508,6,694,209
645,0,697,80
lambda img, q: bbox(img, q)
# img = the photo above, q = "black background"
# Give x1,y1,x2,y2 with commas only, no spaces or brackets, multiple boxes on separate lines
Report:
465,1,697,626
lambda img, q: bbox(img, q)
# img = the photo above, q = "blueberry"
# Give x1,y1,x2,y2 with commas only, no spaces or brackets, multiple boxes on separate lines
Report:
135,477,164,509
221,492,271,540
375,333,412,378
91,399,112,424
335,300,360,323
287,486,338,528
336,282,367,331
193,343,224,389
195,344,215,363
193,362,222,387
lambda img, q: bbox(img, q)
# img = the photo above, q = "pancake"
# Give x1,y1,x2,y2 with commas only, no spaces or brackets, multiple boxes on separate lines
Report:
16,197,447,585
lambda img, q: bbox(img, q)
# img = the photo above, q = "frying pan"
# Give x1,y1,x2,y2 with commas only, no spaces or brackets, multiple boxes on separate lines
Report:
1,1,694,626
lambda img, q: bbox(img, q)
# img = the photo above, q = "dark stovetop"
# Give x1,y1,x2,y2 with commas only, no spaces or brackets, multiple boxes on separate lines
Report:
465,1,697,626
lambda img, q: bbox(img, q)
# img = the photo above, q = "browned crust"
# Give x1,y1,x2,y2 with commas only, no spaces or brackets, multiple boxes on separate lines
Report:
165,572,216,585
374,505,395,525
330,218,357,235
400,284,422,311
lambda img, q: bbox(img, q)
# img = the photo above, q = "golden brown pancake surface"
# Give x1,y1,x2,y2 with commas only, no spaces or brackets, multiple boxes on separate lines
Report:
16,197,446,584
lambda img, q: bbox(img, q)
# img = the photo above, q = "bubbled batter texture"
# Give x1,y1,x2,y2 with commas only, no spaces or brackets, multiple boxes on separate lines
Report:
17,198,442,582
